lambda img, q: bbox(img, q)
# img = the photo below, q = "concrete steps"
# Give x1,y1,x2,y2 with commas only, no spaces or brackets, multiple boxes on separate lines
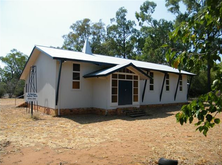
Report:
126,110,146,118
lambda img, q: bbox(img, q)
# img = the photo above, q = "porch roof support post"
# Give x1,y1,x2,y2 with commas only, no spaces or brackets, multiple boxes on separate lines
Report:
174,74,181,101
142,70,149,102
187,76,193,99
56,60,64,106
160,72,167,102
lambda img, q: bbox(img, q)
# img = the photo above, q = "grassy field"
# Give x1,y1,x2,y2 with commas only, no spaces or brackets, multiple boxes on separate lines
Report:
0,99,221,165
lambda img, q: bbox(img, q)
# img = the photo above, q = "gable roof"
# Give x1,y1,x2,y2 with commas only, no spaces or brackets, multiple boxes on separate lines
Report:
20,45,195,79
84,62,152,80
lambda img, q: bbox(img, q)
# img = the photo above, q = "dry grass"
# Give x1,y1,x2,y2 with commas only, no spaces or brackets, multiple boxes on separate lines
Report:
0,99,221,165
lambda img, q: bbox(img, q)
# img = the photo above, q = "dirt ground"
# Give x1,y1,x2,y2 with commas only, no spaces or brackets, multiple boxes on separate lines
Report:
0,99,221,165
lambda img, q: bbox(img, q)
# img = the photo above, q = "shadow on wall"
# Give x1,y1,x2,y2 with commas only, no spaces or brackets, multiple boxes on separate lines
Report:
62,105,183,124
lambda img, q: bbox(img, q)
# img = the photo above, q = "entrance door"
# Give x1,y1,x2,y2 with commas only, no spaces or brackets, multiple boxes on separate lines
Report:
118,80,132,105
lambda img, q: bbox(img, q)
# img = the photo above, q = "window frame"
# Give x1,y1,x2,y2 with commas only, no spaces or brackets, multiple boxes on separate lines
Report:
149,72,154,91
111,69,139,105
165,73,170,91
179,76,183,91
72,63,81,90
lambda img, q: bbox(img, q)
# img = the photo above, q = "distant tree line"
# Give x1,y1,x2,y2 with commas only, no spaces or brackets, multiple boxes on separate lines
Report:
0,49,28,98
61,0,221,98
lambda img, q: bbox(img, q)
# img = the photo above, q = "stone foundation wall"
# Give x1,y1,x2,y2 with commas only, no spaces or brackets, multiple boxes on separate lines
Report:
28,104,115,116
26,104,58,116
59,108,107,116
26,102,188,117
140,102,188,110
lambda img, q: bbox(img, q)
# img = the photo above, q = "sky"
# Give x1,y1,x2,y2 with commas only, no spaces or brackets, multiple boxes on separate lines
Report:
0,0,176,68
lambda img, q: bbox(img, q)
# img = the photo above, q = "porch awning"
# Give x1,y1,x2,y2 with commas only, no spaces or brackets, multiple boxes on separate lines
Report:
83,63,152,80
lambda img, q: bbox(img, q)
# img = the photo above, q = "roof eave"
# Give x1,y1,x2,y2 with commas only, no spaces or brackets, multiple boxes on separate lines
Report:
20,46,37,80
20,46,54,80
84,63,152,80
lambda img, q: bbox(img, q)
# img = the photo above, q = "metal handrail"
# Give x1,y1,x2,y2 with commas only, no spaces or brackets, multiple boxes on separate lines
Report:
15,94,25,106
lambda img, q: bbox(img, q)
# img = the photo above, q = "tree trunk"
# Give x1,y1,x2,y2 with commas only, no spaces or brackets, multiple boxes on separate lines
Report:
122,26,126,59
207,56,211,92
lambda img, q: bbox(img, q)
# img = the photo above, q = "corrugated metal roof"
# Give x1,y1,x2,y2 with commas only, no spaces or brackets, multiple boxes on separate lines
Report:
35,45,195,76
84,62,152,79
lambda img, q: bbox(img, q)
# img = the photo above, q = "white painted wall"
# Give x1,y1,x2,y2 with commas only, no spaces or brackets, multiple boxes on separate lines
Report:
24,52,189,111
174,75,188,102
58,61,100,109
140,71,188,105
92,76,110,109
25,52,57,109
140,71,162,105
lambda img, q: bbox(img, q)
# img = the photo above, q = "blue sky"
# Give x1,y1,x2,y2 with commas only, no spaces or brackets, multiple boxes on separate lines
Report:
0,0,176,68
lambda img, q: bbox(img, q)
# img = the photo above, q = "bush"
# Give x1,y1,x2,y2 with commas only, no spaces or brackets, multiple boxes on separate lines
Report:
0,82,6,98
14,80,25,97
189,70,216,97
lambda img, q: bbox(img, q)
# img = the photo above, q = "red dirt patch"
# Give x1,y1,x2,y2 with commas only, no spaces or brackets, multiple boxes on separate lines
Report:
0,99,221,165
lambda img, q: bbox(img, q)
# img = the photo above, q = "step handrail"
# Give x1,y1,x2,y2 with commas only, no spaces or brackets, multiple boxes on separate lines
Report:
15,94,25,106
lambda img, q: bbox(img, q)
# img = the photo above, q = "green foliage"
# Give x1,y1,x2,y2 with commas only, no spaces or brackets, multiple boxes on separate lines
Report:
165,0,202,15
62,19,107,54
107,7,136,58
135,1,176,65
14,80,25,97
176,72,222,136
63,18,91,51
135,0,157,26
167,0,221,90
189,69,217,96
141,19,174,64
167,0,222,136
90,21,106,54
0,82,6,98
0,49,28,97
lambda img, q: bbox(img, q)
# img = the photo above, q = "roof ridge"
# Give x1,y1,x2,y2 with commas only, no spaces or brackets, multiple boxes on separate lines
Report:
36,45,85,54
93,53,171,67
35,45,170,67
33,45,195,75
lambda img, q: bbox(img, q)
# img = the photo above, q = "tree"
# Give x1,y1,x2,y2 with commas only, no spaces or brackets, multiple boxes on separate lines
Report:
62,18,91,51
107,7,136,58
142,19,174,64
165,0,203,16
135,1,174,64
62,19,107,54
166,0,217,91
90,20,107,54
166,0,222,136
0,68,6,97
0,49,28,98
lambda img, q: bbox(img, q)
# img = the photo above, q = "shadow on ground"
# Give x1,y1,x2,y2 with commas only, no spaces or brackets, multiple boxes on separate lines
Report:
62,105,183,124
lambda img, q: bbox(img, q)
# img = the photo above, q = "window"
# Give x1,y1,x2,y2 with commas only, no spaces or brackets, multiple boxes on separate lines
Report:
111,70,138,103
149,72,154,91
117,68,133,73
112,74,118,103
179,76,182,91
118,74,125,79
133,78,138,102
166,74,170,91
72,64,80,89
